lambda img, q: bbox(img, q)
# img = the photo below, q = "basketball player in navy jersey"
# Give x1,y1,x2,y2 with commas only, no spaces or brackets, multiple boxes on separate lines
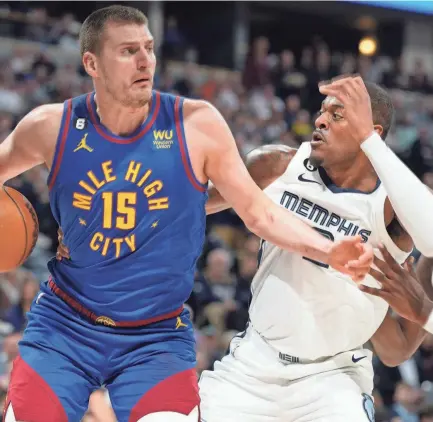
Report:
0,6,373,422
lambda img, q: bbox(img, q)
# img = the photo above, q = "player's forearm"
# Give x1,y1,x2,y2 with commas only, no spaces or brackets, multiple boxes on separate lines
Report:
246,199,332,264
372,314,427,367
361,132,433,256
205,183,230,215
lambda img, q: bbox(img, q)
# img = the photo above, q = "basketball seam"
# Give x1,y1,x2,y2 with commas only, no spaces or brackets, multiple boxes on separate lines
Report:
3,187,28,267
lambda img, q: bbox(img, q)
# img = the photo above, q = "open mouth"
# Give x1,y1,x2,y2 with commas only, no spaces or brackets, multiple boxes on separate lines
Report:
311,131,325,144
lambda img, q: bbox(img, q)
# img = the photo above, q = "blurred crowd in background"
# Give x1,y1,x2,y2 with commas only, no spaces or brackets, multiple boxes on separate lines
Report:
0,2,433,421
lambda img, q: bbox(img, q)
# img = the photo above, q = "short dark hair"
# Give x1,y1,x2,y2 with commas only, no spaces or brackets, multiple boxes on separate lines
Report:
79,5,148,57
364,81,394,140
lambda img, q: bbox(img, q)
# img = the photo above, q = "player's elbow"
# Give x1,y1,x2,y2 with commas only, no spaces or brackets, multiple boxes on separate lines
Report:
242,206,274,238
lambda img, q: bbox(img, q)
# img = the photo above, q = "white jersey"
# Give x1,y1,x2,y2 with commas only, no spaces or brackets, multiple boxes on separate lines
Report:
249,142,411,360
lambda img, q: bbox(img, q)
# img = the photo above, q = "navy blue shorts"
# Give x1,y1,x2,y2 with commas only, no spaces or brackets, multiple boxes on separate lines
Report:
5,281,199,422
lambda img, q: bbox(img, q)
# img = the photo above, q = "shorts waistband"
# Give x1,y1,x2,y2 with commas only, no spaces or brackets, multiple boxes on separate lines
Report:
249,325,331,365
48,277,183,328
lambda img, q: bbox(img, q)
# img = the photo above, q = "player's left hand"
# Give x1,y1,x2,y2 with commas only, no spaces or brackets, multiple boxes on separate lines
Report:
56,227,70,261
318,75,374,145
359,244,433,325
328,235,373,281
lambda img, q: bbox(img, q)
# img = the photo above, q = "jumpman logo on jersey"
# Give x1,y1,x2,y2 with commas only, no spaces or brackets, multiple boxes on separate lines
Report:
175,316,187,329
73,133,93,152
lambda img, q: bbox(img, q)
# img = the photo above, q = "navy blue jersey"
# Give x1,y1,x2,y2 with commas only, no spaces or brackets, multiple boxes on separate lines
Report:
47,91,207,322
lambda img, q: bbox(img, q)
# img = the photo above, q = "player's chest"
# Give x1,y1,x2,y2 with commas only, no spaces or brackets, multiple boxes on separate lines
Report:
266,181,378,243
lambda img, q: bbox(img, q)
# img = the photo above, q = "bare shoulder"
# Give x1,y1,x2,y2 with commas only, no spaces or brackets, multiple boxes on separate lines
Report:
181,99,234,184
182,98,226,131
0,103,64,183
245,144,297,188
247,144,296,167
24,103,64,133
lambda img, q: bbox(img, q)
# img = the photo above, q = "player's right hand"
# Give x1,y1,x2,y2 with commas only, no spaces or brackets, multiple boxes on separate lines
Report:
359,245,433,325
56,227,70,261
327,236,373,281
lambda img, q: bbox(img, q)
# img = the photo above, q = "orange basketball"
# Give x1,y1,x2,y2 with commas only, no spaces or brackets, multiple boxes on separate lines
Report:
0,186,39,272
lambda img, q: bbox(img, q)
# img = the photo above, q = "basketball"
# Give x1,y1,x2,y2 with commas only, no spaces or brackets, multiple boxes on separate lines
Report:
0,186,39,272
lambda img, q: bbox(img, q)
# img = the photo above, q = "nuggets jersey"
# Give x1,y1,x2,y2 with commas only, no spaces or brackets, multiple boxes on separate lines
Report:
250,142,411,359
46,91,207,322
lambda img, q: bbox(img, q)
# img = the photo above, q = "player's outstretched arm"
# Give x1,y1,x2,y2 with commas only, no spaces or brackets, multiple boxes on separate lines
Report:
362,245,432,365
184,100,372,278
319,76,433,257
206,145,295,215
0,105,62,184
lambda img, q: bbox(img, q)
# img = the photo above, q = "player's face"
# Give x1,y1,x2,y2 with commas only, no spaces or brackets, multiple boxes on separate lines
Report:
95,22,156,108
309,96,361,168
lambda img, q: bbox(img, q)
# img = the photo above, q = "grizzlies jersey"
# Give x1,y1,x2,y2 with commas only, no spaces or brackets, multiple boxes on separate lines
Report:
47,91,207,323
250,142,411,359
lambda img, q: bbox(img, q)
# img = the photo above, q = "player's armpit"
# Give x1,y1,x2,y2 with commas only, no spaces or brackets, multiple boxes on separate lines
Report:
205,145,296,215
370,310,427,367
0,104,62,185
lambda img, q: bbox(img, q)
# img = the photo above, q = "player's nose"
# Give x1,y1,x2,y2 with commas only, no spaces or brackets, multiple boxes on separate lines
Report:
314,112,328,131
136,47,152,68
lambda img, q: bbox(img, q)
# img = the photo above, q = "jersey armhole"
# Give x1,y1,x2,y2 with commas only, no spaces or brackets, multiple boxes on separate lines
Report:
373,191,412,264
47,99,73,190
174,96,207,193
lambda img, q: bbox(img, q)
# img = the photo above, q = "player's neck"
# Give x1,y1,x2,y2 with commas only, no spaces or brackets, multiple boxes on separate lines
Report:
323,158,378,192
94,92,150,137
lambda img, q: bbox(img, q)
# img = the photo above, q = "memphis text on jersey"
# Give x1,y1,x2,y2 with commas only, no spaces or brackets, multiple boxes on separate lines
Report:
72,160,169,257
281,190,371,242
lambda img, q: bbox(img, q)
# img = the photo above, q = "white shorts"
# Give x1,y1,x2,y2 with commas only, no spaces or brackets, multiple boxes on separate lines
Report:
199,326,375,422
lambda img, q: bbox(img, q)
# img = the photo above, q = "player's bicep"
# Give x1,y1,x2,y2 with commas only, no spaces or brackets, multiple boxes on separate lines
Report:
0,109,50,184
202,112,269,225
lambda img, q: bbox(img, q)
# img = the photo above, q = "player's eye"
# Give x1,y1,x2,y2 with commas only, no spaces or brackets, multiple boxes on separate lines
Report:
122,48,137,55
146,45,154,53
333,113,343,121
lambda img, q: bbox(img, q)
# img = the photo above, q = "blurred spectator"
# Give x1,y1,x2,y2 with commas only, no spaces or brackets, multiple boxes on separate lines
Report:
162,16,187,61
390,382,425,422
4,275,39,332
242,36,271,90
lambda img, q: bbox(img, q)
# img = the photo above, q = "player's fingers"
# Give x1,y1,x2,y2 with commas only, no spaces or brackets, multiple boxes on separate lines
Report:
372,255,399,281
318,85,347,103
403,256,417,278
346,242,373,268
378,244,401,273
351,273,366,284
357,243,373,266
57,245,70,257
358,284,383,298
56,251,63,261
368,267,388,287
329,77,358,101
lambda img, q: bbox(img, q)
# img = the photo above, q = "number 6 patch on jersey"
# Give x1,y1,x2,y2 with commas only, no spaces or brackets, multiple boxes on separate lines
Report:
362,393,375,422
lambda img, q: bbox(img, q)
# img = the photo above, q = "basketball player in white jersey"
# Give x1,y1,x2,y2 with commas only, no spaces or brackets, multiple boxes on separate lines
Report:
199,76,433,422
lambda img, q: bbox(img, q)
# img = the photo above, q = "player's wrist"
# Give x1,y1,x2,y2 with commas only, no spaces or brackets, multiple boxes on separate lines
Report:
360,131,382,150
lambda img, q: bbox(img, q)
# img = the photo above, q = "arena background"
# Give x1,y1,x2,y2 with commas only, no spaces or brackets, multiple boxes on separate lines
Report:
1,1,433,420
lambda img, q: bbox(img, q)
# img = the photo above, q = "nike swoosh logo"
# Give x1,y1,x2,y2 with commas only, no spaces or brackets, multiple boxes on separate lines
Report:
298,174,321,186
352,354,367,363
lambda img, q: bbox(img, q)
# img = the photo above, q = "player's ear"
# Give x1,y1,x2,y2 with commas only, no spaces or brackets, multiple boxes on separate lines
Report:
373,124,383,139
82,52,98,78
